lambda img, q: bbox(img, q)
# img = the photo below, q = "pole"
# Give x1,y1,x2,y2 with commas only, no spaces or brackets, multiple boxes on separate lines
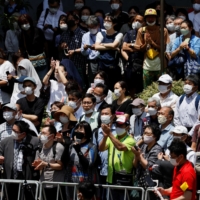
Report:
160,0,165,74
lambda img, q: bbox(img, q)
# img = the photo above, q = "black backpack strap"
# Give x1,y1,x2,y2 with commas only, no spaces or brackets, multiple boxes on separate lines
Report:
43,8,49,26
52,142,57,159
179,94,186,107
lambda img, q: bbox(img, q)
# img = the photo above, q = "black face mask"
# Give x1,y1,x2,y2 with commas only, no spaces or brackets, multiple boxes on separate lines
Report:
51,111,56,119
68,20,76,28
75,131,84,140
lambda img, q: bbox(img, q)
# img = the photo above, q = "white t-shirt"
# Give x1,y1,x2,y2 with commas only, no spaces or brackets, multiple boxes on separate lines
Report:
96,32,123,44
46,80,67,115
189,11,200,34
0,61,15,104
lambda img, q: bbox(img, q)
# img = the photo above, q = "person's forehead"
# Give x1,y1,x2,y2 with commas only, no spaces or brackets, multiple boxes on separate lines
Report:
94,87,103,93
101,107,111,113
135,15,143,21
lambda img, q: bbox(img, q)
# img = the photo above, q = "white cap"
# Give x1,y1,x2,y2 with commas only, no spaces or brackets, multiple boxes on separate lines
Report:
158,74,172,84
172,126,188,135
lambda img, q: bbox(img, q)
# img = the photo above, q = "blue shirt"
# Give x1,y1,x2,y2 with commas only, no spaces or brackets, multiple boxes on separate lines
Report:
7,4,26,14
93,124,116,176
157,123,174,150
81,31,100,60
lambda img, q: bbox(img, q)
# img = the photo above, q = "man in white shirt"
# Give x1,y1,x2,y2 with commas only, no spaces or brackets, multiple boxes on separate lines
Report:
152,74,178,111
43,0,63,11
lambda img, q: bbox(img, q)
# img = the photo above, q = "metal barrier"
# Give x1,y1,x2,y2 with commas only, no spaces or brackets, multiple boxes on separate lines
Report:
197,190,200,200
39,181,145,200
144,187,155,200
0,179,39,200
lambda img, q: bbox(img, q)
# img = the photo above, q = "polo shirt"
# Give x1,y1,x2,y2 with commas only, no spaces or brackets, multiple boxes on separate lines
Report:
106,134,135,184
171,161,196,200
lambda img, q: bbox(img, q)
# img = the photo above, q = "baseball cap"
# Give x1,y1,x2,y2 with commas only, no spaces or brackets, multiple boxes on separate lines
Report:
131,98,145,106
116,115,129,125
172,126,188,135
14,76,28,83
23,77,36,85
3,103,17,111
158,74,172,84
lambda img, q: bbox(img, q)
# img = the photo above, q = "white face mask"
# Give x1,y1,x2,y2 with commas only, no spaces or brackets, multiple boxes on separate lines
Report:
89,28,98,35
40,135,50,144
148,107,157,116
104,22,112,30
166,23,175,32
18,84,24,92
178,15,186,20
3,111,14,121
143,135,155,144
11,131,19,140
183,84,193,95
101,115,111,124
21,24,30,31
116,127,126,136
60,24,68,31
75,3,84,10
193,3,200,11
146,21,156,26
158,115,167,125
68,101,77,109
59,116,69,124
94,79,104,85
49,7,58,14
169,158,179,166
132,21,142,30
24,87,33,95
132,108,143,116
174,25,180,32
94,95,102,103
111,3,120,10
81,15,89,22
158,85,169,94
84,108,93,114
20,69,27,76
114,89,121,98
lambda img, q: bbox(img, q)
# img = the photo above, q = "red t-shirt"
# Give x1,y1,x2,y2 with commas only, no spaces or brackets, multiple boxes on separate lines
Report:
170,161,196,200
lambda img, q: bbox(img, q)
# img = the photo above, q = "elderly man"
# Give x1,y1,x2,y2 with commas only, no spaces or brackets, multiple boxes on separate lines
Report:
152,74,178,111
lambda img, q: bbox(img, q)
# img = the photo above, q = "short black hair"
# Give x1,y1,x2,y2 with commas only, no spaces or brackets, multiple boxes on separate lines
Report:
144,123,161,141
75,121,92,141
65,81,80,93
78,181,96,199
175,8,189,20
168,139,187,158
48,0,60,4
94,71,108,84
185,74,199,86
104,14,118,24
42,125,57,136
14,121,30,133
128,5,140,14
68,90,82,99
101,104,115,115
82,93,96,104
95,83,108,96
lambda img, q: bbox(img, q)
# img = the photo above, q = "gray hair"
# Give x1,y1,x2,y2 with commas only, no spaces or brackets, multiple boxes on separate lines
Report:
86,15,100,26
165,15,176,22
147,97,161,107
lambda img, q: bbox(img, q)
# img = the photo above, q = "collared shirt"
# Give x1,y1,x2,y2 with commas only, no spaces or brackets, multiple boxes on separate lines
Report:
37,9,66,41
81,31,101,60
130,112,150,141
157,123,174,150
60,27,87,69
0,122,13,142
174,92,200,127
92,124,116,176
94,101,103,112
80,111,99,130
74,106,84,121
189,11,200,36
153,91,179,111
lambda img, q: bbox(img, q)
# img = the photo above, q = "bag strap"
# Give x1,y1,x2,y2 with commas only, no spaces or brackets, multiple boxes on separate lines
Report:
112,147,116,173
52,142,57,159
179,94,186,107
83,142,93,157
195,95,200,111
43,8,49,26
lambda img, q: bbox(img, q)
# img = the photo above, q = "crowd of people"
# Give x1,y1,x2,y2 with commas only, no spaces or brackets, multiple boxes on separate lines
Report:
0,0,200,199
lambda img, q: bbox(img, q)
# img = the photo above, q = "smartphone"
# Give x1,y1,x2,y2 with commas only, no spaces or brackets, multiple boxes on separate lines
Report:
134,145,139,151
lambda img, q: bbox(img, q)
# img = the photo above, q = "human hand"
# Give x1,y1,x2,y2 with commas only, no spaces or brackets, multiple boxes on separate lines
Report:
101,124,111,137
61,42,67,49
55,60,60,69
32,159,42,167
180,41,188,50
7,74,13,81
34,160,48,170
90,44,95,50
55,132,64,143
88,88,94,93
165,53,171,60
43,24,49,30
84,44,89,50
68,50,75,57
50,58,56,69
154,187,165,196
157,152,163,160
131,146,141,158
0,156,5,164
163,154,170,161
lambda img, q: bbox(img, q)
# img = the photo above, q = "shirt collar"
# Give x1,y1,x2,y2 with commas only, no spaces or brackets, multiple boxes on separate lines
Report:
161,123,173,131
159,90,173,100
186,91,198,99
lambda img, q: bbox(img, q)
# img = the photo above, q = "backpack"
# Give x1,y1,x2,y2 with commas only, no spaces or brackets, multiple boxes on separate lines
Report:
179,94,200,110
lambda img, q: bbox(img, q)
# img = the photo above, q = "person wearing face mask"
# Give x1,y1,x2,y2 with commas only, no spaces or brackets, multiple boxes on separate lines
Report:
107,0,129,32
171,20,200,78
43,59,68,116
81,16,102,83
43,0,63,11
0,120,39,200
122,14,144,97
92,104,116,200
87,71,113,105
130,98,149,142
175,8,189,21
67,90,83,120
60,12,87,88
174,75,200,137
77,181,96,200
79,94,99,131
74,0,85,15
157,106,174,151
132,124,162,196
65,121,97,199
135,8,170,88
152,74,178,111
156,139,196,200
95,15,123,90
16,77,45,131
79,6,92,32
10,58,42,104
33,125,66,200
99,115,135,200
